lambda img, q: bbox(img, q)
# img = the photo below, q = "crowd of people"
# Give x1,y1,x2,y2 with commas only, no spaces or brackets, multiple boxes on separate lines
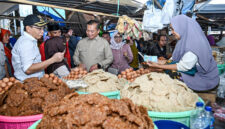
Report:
0,14,171,81
0,14,221,92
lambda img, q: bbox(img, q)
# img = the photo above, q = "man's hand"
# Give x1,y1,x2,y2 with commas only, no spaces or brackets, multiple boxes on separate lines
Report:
52,52,64,63
89,64,98,72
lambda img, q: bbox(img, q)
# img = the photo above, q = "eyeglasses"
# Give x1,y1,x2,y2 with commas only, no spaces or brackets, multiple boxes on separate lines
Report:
31,26,45,31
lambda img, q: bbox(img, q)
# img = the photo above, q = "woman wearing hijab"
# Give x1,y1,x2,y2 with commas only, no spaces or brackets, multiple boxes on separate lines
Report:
0,28,13,77
147,15,219,92
110,31,133,73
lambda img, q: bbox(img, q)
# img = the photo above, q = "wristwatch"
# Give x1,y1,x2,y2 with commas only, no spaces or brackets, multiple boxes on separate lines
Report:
97,63,102,69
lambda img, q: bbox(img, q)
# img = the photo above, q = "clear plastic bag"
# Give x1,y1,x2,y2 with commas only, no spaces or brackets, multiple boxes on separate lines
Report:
142,0,175,32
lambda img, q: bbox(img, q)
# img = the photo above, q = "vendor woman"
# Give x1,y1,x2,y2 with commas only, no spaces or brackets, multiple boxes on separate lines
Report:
147,15,219,92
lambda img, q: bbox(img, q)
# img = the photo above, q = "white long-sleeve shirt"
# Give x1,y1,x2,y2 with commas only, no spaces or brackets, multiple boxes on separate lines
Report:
173,51,199,72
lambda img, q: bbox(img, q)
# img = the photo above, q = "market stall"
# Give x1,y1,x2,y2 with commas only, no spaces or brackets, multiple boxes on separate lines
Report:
0,0,224,129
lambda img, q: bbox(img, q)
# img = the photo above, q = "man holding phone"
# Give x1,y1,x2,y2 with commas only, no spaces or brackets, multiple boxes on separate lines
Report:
12,15,65,81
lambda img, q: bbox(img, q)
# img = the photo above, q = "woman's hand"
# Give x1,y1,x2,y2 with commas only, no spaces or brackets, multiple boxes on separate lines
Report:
123,52,128,57
123,52,129,60
146,61,160,68
158,59,167,65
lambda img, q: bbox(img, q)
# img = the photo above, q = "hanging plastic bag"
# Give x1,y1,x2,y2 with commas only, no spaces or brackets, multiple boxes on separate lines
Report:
161,0,176,24
142,4,163,33
142,0,175,32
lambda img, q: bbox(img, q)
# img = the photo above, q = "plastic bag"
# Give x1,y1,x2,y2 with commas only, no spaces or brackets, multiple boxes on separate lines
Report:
142,0,175,32
142,5,163,33
161,0,176,24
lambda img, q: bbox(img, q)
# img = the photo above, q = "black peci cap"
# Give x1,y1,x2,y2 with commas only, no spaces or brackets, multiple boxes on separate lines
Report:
23,14,47,27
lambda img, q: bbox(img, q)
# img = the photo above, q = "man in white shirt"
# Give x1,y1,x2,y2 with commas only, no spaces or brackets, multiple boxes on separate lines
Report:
12,15,65,81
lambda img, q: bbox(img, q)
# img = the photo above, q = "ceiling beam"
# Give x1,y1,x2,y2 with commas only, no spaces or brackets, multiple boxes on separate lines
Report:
0,15,80,24
7,0,119,17
66,1,98,22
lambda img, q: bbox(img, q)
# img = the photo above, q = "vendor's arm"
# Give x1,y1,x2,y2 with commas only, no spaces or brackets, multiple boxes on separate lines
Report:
98,42,113,69
147,51,198,71
147,62,177,70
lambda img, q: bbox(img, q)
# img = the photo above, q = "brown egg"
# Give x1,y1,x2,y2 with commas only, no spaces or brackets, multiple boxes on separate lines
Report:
14,80,20,83
49,77,53,81
121,71,126,75
3,78,9,83
140,71,145,75
127,75,131,80
136,70,140,74
83,71,88,74
75,71,79,75
54,76,59,80
7,82,13,87
44,74,49,78
130,79,134,82
58,79,62,83
49,73,55,78
125,69,130,73
126,72,131,77
129,68,133,72
1,82,6,87
0,87,2,92
80,71,84,74
140,68,144,71
9,77,16,82
71,71,75,75
0,80,2,83
122,75,126,78
53,79,57,84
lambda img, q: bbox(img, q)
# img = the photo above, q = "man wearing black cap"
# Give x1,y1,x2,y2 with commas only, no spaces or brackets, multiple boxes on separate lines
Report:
12,14,65,81
40,23,61,61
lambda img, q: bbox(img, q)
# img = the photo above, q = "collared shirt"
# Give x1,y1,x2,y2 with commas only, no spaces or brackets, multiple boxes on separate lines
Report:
0,42,6,79
12,32,44,81
73,35,113,71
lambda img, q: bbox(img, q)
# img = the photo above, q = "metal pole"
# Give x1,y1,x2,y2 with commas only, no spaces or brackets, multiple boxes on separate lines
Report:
13,11,17,35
